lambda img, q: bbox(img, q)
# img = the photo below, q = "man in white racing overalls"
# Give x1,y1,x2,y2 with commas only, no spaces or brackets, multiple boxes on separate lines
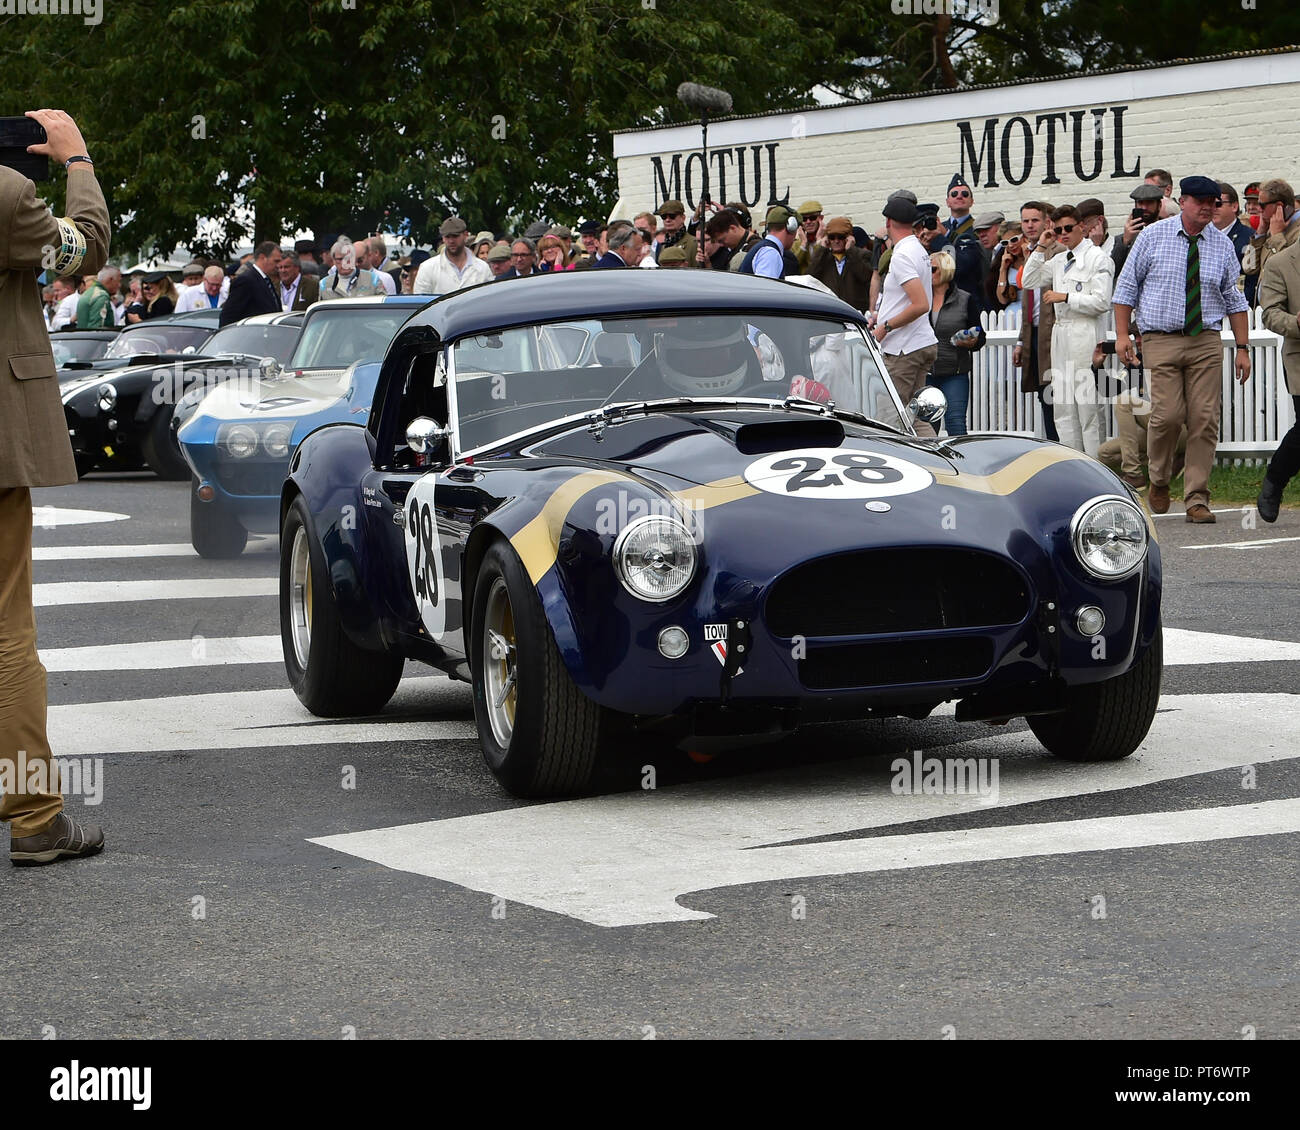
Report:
1022,203,1115,456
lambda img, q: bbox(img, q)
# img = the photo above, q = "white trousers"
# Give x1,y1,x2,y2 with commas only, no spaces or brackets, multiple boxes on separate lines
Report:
1046,316,1104,457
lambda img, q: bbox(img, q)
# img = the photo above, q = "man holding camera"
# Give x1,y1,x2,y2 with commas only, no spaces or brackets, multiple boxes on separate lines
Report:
1,109,109,864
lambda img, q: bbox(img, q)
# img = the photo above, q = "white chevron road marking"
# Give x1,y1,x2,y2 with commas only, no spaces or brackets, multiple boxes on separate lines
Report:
47,678,475,756
42,635,282,672
34,578,279,607
33,539,275,560
1164,628,1300,664
310,691,1300,927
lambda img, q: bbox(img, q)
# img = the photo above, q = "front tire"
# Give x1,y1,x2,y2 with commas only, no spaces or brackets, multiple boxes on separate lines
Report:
1029,620,1163,761
190,478,248,558
280,495,403,716
470,540,606,797
141,406,190,480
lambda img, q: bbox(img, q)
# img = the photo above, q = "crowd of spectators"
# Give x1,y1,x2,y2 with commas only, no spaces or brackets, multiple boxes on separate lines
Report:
44,165,1298,519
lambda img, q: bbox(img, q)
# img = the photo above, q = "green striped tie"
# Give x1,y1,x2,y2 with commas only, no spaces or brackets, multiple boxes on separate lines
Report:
1184,233,1202,336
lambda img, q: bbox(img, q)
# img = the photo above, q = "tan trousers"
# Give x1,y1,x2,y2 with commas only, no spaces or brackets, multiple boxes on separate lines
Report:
1098,391,1187,476
1142,331,1222,510
885,344,939,437
0,488,63,837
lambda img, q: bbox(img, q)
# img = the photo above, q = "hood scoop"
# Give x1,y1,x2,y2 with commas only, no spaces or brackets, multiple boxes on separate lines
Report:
734,416,844,455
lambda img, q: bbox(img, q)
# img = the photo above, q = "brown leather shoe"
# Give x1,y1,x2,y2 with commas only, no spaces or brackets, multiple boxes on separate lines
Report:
1148,483,1171,514
10,812,104,866
1185,504,1217,523
1120,471,1148,490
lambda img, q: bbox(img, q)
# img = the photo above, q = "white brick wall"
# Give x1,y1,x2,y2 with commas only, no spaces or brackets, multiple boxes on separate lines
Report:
614,54,1300,230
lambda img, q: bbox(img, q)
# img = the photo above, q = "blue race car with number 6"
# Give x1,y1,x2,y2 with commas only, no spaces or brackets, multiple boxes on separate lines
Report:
278,271,1162,797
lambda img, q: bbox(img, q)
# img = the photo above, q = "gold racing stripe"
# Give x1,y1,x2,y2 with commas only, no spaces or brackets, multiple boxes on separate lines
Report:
671,474,759,512
510,469,631,584
930,445,1093,494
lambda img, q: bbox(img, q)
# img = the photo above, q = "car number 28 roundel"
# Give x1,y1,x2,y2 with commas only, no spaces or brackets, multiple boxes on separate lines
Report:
403,478,447,638
743,447,933,500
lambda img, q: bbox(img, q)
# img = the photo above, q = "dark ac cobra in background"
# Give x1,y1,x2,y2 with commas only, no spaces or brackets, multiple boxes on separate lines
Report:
61,311,302,479
279,272,1162,797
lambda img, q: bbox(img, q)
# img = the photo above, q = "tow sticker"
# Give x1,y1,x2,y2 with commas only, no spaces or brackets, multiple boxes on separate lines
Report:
743,447,933,500
403,477,447,639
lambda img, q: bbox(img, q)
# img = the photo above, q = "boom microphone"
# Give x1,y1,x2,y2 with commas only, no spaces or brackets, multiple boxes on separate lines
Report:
676,83,733,116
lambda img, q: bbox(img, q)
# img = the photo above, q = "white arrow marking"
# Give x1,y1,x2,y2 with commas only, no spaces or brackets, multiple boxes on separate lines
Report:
42,635,282,672
47,677,474,756
1183,536,1300,550
310,692,1300,927
34,578,279,607
1164,628,1300,664
33,539,274,561
30,506,129,528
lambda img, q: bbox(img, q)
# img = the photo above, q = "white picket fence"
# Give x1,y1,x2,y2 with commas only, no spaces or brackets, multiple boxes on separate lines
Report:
966,307,1294,459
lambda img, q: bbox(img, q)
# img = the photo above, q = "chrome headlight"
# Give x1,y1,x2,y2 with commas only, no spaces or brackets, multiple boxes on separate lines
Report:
613,515,697,602
223,424,259,460
96,382,117,413
262,422,292,458
1071,495,1148,580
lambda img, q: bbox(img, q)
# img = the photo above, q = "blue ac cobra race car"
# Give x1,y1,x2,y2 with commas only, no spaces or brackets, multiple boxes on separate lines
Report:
279,271,1162,797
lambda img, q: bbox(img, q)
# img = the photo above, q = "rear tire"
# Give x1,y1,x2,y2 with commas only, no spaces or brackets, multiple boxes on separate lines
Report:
141,406,190,480
190,478,248,558
470,540,606,797
280,495,403,716
1029,620,1163,761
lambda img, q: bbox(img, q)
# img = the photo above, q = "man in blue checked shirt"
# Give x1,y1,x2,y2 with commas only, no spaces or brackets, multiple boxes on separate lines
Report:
1114,175,1252,523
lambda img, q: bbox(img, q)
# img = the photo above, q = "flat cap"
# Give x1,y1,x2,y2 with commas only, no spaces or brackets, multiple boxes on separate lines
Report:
797,200,823,217
547,224,573,240
824,215,854,237
439,216,469,236
972,211,1004,230
1130,184,1164,201
180,261,205,276
486,242,512,262
523,220,551,241
888,188,918,204
659,244,689,263
657,200,686,216
1180,175,1222,199
882,197,918,224
765,204,797,228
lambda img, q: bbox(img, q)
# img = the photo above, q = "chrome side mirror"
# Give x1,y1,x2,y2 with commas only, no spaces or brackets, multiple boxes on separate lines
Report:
907,386,947,430
406,416,448,454
259,356,281,380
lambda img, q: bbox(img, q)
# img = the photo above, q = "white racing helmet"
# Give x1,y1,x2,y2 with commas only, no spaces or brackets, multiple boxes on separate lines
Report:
655,318,754,396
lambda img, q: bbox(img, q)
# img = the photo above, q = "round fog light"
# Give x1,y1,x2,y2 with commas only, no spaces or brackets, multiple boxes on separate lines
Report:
1076,605,1106,637
657,626,689,659
197,483,216,502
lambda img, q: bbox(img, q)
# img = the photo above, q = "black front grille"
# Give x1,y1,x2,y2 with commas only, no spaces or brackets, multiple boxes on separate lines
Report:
215,459,288,497
767,549,1031,638
800,637,994,690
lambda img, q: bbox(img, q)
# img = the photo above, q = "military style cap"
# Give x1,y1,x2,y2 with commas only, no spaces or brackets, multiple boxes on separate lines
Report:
948,172,970,191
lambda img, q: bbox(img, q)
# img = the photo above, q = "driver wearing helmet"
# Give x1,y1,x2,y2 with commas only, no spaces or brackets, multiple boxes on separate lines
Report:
655,318,762,398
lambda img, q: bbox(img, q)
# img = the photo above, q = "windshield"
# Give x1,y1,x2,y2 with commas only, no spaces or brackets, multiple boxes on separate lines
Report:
451,314,904,452
50,335,113,365
289,306,414,370
105,324,213,359
203,323,299,363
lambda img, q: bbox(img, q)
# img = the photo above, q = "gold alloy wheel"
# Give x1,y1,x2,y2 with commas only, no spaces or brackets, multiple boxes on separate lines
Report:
289,524,313,669
482,577,518,747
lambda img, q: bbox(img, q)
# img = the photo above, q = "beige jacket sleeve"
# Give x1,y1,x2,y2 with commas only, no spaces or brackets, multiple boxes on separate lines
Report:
0,164,110,275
